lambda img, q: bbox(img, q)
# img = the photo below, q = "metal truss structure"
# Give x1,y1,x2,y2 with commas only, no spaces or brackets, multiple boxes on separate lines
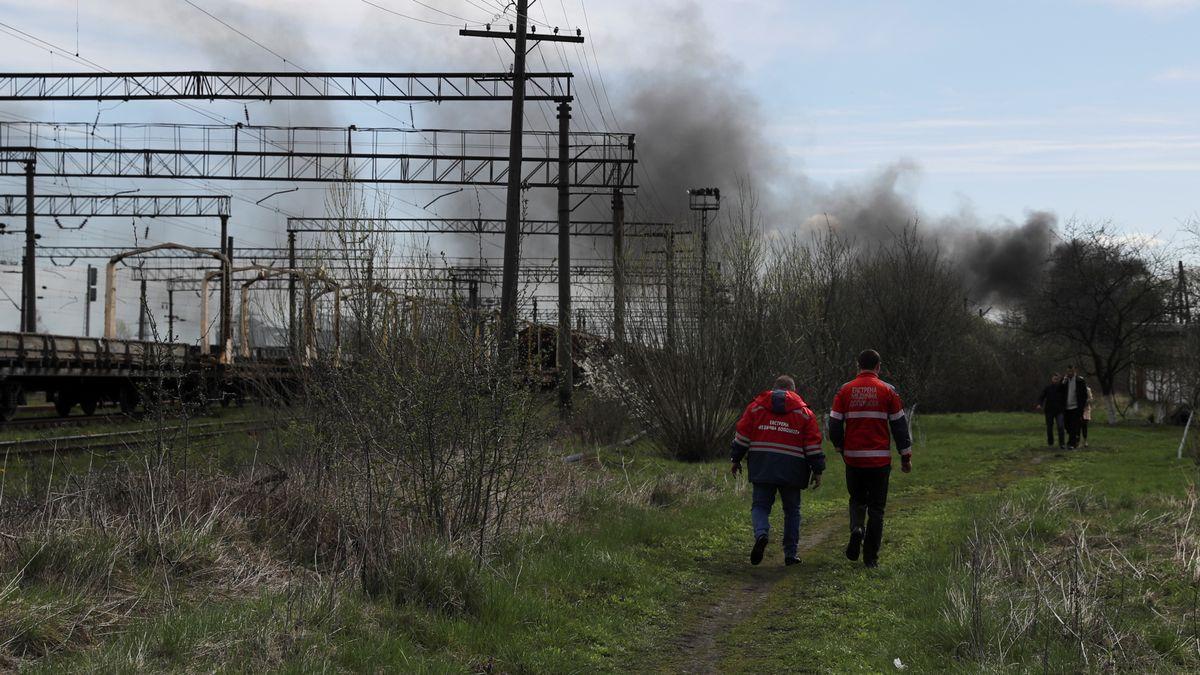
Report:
35,246,345,261
0,72,573,102
286,217,686,238
0,123,636,190
0,193,230,217
125,262,669,283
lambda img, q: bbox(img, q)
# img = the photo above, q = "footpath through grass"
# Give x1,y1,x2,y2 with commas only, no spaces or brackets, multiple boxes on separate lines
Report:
4,412,1198,672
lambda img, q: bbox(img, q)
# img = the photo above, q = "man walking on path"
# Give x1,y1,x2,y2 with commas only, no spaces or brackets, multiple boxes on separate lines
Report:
829,350,912,569
730,375,825,566
1061,365,1090,449
1036,373,1066,449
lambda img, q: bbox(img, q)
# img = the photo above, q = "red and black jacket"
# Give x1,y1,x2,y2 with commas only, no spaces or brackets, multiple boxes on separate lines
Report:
730,389,825,487
829,371,912,468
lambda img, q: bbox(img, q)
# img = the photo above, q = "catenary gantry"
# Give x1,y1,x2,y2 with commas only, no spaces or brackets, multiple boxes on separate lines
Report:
0,123,635,189
0,72,573,102
0,193,230,217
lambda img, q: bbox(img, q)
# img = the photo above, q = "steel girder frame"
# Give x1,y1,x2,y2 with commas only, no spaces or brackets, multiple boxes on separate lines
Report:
286,217,688,238
0,193,230,217
0,72,573,102
0,123,636,190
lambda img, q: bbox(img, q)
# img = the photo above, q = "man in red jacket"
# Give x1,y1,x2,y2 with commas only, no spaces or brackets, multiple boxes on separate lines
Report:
829,350,912,569
730,375,825,566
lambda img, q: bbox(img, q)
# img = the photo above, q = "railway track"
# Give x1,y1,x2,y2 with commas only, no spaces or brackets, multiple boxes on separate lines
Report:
0,419,283,456
0,412,129,432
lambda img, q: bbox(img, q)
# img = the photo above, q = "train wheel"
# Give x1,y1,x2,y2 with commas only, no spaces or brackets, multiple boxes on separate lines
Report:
80,396,98,416
0,383,19,422
54,393,75,417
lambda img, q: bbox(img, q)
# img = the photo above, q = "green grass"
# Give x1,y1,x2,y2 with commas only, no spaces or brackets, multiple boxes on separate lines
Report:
4,412,1198,672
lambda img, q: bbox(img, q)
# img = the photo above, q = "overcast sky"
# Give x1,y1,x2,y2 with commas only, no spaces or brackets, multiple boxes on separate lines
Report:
0,0,1197,333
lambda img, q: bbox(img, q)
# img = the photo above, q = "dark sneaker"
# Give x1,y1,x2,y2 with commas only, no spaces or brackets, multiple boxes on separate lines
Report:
784,557,801,566
864,559,879,569
845,528,864,561
750,536,769,565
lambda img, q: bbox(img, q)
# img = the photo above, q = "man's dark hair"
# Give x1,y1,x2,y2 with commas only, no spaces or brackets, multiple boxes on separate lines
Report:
857,349,881,371
773,375,796,391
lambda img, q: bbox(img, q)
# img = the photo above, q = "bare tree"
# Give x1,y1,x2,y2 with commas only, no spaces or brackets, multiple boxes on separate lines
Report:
1021,224,1172,423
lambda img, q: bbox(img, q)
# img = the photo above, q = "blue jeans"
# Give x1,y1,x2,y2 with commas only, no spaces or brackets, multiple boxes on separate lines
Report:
751,483,803,558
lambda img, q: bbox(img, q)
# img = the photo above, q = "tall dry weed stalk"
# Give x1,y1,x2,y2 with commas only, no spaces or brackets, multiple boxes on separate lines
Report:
943,484,1200,670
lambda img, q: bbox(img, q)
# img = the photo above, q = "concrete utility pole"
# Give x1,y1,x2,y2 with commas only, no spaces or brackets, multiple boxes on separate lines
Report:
167,288,176,341
288,230,297,359
137,279,148,340
612,189,626,345
84,264,97,337
219,215,230,356
499,0,530,350
21,161,35,332
556,101,573,412
665,233,676,349
223,234,234,361
460,11,585,351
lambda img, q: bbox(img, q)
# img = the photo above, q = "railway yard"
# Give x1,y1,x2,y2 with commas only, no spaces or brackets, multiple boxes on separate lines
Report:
3,1,1199,673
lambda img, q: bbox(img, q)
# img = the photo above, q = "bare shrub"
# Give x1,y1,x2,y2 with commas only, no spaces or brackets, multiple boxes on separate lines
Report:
940,484,1200,671
601,231,753,461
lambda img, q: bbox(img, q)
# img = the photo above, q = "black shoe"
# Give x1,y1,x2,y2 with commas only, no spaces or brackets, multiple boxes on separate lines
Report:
750,536,768,566
845,528,864,561
784,556,800,566
864,559,879,569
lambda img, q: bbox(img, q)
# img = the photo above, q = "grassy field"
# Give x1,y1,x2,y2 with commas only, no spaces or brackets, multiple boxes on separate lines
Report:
2,411,1198,672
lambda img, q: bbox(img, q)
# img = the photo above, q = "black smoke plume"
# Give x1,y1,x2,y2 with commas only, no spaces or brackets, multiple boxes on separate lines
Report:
612,1,1055,305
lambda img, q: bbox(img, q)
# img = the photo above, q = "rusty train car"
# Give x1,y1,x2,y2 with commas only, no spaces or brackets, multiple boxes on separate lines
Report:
515,322,611,389
0,321,610,423
0,331,295,422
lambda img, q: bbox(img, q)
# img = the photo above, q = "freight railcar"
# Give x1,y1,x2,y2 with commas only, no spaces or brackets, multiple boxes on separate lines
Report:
0,331,295,422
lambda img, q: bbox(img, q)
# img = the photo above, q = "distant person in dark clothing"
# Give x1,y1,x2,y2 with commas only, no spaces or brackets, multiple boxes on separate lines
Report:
1060,365,1090,449
1036,373,1065,449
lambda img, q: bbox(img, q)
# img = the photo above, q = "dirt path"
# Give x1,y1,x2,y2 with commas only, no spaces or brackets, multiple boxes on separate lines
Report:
661,459,1046,673
670,517,843,674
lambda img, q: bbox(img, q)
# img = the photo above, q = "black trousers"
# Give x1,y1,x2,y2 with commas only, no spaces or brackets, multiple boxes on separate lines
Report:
846,465,891,564
1064,409,1083,448
1044,411,1064,447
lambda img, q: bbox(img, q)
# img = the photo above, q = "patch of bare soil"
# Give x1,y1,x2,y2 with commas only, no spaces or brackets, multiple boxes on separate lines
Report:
670,519,842,675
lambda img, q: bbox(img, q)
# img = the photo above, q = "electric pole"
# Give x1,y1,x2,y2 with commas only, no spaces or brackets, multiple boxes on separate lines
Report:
166,288,180,342
223,233,234,362
556,101,573,412
461,11,584,350
498,0,528,351
22,161,35,332
612,189,626,345
84,265,97,336
137,279,148,340
664,233,675,350
288,230,297,360
219,215,230,359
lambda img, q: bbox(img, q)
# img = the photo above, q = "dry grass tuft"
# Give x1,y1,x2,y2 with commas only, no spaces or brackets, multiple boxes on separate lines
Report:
941,484,1200,670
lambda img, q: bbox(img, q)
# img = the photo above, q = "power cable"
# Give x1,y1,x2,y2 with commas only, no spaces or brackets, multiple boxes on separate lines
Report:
359,0,481,27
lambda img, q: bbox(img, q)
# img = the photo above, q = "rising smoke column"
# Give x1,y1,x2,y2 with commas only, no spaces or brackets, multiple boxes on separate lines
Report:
611,1,1055,304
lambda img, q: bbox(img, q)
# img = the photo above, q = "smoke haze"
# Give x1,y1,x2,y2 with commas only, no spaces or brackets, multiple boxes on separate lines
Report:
612,1,1056,305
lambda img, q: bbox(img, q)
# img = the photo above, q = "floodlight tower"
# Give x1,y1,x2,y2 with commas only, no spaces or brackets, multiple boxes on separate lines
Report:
688,187,721,303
